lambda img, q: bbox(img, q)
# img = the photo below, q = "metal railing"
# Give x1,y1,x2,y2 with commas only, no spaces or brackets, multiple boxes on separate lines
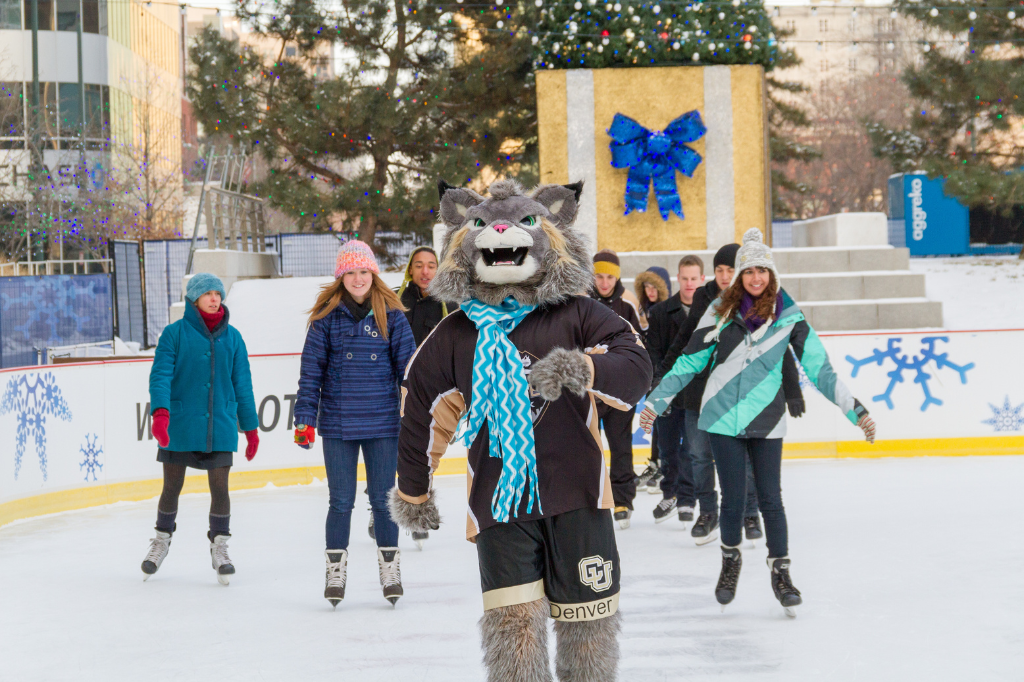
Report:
204,187,268,253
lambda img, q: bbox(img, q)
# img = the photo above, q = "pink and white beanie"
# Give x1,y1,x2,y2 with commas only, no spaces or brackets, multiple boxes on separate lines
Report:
335,240,380,279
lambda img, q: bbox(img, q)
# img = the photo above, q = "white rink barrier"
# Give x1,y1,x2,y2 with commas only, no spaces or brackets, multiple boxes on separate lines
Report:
2,329,1022,526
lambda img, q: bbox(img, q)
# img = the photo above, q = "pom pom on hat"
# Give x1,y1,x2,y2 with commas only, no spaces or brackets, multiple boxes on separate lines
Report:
742,227,764,245
185,273,226,302
733,228,778,281
335,240,380,279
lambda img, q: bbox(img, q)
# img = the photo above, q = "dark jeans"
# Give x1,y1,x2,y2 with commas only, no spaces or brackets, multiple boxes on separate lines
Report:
709,434,787,558
323,437,400,550
600,405,637,509
656,407,695,507
686,409,759,517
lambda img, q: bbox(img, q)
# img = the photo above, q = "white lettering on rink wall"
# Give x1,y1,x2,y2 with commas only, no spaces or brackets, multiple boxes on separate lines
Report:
908,178,927,241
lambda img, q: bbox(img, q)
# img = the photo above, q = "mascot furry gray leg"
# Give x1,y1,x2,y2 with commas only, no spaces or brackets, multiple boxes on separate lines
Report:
554,614,621,682
480,599,554,682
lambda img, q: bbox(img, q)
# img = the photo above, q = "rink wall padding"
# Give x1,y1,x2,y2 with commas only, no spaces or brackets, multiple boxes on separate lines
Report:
2,329,1022,528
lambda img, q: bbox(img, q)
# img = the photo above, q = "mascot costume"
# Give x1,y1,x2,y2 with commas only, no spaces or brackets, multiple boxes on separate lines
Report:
389,178,653,681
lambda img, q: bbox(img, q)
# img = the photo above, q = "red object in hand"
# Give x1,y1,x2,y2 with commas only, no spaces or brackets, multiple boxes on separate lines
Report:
152,409,170,448
245,430,259,461
294,424,316,450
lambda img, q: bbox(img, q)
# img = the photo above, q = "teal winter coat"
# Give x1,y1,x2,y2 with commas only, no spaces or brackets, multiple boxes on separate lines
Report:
149,302,258,452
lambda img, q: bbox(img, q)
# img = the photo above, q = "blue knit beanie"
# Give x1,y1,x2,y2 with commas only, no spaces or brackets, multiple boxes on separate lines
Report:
186,273,226,302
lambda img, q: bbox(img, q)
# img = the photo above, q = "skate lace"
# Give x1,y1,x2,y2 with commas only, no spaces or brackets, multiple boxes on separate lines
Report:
637,463,658,484
656,498,676,512
145,536,169,563
212,540,232,567
774,567,800,596
326,560,346,588
379,558,401,588
718,554,741,591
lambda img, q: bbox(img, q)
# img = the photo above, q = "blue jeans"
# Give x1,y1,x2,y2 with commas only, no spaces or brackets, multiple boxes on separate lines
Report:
686,409,759,517
709,434,787,558
322,437,399,550
656,407,695,507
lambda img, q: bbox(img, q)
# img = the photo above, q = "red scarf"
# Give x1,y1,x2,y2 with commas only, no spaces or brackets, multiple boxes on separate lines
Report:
198,307,224,332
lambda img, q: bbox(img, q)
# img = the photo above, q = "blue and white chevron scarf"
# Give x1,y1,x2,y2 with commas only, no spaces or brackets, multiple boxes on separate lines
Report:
460,297,540,523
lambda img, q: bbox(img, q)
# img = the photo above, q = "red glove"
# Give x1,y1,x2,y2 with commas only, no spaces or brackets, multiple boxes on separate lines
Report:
152,409,170,448
245,430,259,461
294,424,316,450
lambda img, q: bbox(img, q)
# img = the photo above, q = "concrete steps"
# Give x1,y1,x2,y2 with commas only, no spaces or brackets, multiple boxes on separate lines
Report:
617,245,943,331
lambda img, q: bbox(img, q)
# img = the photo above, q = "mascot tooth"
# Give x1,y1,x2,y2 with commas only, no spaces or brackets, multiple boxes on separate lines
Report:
389,177,653,682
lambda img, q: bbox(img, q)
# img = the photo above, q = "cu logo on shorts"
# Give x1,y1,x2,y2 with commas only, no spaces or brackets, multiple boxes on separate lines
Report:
578,555,614,592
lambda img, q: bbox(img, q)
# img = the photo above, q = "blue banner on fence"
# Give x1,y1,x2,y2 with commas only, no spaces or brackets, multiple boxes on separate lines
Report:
0,275,113,369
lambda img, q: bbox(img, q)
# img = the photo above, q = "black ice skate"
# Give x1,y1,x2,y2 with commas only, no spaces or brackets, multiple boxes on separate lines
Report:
324,549,348,608
646,472,664,494
635,461,659,489
715,545,742,609
141,530,172,580
768,556,802,617
613,506,632,530
678,505,695,529
652,497,677,523
412,531,429,549
691,511,719,545
209,534,235,586
744,515,763,541
377,547,403,605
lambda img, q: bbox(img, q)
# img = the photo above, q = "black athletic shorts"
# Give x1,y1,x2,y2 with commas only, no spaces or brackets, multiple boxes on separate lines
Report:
475,506,620,622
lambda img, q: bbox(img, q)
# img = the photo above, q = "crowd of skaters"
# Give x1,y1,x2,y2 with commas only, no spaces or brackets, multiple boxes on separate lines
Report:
138,227,876,614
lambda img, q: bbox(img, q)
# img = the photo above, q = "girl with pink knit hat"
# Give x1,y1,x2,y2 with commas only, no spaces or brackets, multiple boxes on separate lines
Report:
293,240,416,608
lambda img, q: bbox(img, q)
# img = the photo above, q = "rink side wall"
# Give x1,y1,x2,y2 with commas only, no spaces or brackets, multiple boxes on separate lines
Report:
2,330,1022,527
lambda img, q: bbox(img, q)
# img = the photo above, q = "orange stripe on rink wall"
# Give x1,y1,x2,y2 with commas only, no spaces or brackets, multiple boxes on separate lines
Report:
3,438,1022,529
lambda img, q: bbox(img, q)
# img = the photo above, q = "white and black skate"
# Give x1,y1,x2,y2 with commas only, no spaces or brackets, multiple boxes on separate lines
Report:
635,461,659,489
646,472,663,494
768,556,802,617
613,506,632,529
691,511,719,545
209,534,235,586
677,505,695,530
744,515,763,542
411,531,429,549
716,545,742,610
377,547,403,606
324,549,348,608
652,497,677,523
141,531,172,580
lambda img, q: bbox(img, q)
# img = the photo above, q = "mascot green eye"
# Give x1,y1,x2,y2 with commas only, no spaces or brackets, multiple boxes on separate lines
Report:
474,218,486,227
522,216,537,226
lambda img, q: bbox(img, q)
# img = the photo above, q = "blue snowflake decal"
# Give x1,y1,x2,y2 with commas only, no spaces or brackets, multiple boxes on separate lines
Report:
982,396,1024,432
0,372,73,480
80,434,103,482
845,337,973,412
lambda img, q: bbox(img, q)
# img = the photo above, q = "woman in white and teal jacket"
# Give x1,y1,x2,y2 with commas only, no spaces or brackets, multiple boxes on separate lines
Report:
639,229,876,616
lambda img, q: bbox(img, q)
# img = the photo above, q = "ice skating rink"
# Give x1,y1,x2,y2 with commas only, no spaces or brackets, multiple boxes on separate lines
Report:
2,456,1021,681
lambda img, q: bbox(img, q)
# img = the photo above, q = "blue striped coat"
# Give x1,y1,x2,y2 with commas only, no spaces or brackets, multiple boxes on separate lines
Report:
295,305,416,440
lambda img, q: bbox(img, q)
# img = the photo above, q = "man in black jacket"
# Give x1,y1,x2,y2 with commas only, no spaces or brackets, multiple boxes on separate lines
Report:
656,243,805,544
644,255,706,526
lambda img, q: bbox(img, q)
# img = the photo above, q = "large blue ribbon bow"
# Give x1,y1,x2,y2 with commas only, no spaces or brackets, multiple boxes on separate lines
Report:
608,111,707,220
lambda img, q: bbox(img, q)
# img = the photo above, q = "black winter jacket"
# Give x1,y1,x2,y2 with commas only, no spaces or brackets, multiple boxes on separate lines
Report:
401,284,446,347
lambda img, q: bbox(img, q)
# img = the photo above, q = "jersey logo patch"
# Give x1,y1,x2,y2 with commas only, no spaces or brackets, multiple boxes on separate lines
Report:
578,555,614,592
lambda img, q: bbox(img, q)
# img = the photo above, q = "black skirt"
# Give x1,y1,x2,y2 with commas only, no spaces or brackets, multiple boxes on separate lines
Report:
157,448,233,470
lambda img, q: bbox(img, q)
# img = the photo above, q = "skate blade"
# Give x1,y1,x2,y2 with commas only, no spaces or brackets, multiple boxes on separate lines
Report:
617,520,631,530
784,607,797,618
415,539,424,550
386,596,399,606
653,515,674,524
143,573,152,582
217,574,230,586
720,604,727,613
694,530,719,546
328,599,341,609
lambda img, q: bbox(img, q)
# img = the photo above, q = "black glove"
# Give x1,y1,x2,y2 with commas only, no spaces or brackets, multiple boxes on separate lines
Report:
787,397,805,418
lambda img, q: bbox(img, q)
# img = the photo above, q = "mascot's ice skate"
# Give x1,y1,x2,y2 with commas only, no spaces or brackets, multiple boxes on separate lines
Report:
389,178,652,681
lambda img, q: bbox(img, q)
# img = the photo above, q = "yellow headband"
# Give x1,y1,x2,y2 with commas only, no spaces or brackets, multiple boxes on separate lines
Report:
594,261,621,278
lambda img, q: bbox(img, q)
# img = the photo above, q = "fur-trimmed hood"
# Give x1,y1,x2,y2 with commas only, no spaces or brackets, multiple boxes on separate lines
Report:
635,269,670,310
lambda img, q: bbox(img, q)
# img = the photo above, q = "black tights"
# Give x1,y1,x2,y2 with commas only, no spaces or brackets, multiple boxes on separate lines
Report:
156,464,231,537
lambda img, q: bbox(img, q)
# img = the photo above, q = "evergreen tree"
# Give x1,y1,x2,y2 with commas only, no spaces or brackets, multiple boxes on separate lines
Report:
870,1,1024,217
188,0,535,253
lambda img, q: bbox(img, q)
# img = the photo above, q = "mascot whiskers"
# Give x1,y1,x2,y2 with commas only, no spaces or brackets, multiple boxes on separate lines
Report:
389,178,653,681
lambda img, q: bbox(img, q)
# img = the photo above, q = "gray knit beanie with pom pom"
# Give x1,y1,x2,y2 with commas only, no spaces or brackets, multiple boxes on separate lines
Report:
733,228,778,282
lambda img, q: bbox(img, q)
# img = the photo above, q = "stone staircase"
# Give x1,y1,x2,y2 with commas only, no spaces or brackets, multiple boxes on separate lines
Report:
618,245,943,331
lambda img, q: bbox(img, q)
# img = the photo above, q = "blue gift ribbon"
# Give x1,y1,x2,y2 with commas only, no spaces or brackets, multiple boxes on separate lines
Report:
608,111,707,221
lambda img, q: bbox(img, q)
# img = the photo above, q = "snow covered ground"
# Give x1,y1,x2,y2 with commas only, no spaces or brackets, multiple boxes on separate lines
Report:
909,256,1024,330
2,456,1022,681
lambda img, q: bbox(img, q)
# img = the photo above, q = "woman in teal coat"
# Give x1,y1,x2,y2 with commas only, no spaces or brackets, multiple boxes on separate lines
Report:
141,273,259,585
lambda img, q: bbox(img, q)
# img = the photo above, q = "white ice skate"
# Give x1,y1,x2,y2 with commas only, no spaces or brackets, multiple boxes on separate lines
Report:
141,531,172,580
209,534,235,586
324,549,348,608
377,547,403,606
411,531,428,550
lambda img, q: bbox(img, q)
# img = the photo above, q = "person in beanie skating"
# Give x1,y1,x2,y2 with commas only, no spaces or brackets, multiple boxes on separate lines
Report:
640,229,877,616
657,244,805,545
590,249,645,529
142,273,259,585
294,240,416,608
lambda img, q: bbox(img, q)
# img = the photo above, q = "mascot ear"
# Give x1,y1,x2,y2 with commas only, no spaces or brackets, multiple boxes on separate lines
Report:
438,179,485,227
531,181,583,227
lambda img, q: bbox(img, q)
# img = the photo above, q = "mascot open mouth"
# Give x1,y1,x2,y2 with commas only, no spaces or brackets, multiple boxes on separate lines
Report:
480,247,529,267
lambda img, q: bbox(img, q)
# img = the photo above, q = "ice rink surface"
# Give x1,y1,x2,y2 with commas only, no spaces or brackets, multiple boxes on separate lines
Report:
2,456,1022,681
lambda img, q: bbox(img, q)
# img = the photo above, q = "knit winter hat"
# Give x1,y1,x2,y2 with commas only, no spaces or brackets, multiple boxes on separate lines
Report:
713,243,741,270
593,249,621,279
335,240,380,279
185,273,226,302
733,228,778,281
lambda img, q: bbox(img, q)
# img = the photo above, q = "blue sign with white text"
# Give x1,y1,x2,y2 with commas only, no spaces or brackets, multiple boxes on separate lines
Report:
887,173,969,256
